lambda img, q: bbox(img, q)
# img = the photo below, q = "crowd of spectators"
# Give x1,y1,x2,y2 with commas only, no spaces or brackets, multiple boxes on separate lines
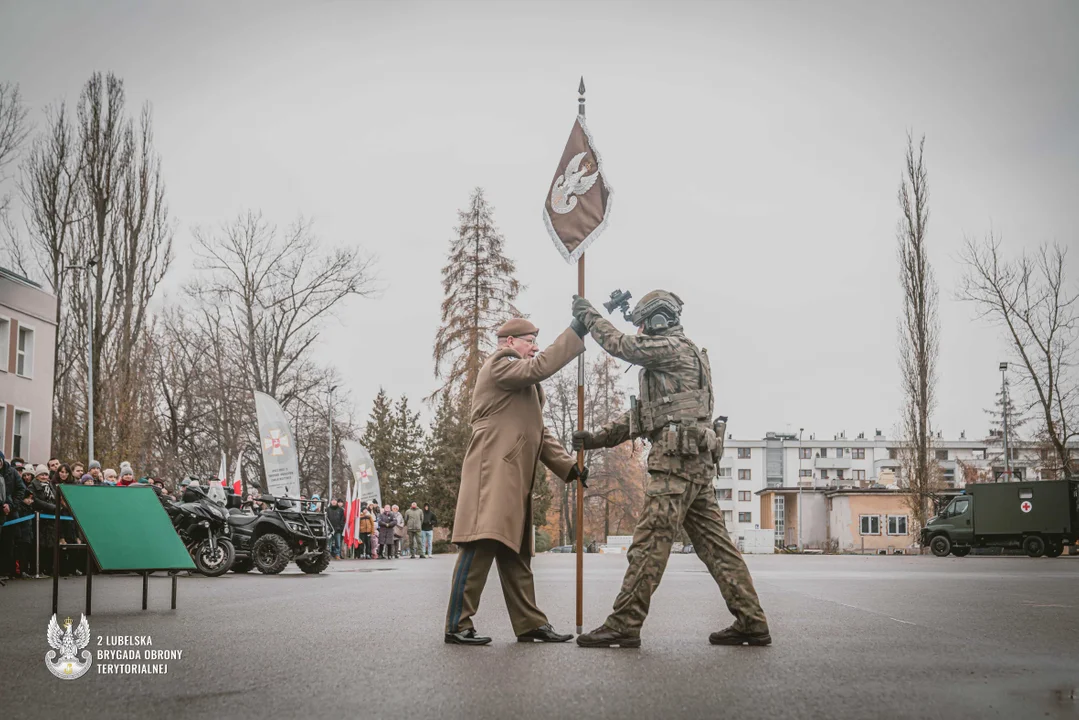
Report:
1,447,443,579
324,499,437,560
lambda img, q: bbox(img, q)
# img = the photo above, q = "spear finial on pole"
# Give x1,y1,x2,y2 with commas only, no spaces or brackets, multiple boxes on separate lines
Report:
578,77,586,118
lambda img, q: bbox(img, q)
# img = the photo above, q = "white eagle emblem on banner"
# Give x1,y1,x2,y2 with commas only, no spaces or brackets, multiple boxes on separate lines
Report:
550,151,599,215
46,614,92,680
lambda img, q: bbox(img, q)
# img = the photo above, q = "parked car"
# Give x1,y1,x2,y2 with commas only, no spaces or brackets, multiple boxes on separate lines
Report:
680,544,695,554
549,545,573,553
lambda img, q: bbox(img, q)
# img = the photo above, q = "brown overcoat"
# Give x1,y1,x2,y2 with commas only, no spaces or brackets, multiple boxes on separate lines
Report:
452,327,584,553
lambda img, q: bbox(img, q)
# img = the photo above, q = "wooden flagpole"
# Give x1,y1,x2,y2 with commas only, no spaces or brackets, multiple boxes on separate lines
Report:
575,77,586,635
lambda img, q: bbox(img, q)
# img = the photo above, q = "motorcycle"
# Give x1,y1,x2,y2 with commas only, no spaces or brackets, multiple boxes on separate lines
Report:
167,487,235,576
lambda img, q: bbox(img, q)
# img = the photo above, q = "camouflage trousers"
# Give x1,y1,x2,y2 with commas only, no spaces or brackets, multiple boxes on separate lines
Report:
604,473,769,636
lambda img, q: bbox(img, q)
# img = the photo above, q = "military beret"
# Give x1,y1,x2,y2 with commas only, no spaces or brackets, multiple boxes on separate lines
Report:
496,318,539,338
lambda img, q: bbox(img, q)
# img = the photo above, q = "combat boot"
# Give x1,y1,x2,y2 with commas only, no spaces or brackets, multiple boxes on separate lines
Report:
576,624,641,648
708,625,771,646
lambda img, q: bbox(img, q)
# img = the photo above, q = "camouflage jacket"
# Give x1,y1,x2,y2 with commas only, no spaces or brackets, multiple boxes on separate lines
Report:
581,309,717,484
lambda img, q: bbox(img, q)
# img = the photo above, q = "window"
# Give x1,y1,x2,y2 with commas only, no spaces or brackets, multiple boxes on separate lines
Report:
738,512,752,523
1040,449,1050,461
836,448,844,458
16,326,34,377
953,498,970,515
935,449,948,461
859,515,880,535
0,317,9,371
799,469,812,478
888,448,898,460
717,488,732,501
774,496,785,542
737,447,751,459
799,448,812,459
818,448,827,458
887,515,908,535
722,510,733,525
852,448,865,459
12,409,29,458
738,469,751,481
717,467,731,477
836,469,845,480
853,469,866,481
820,470,829,480
738,491,752,502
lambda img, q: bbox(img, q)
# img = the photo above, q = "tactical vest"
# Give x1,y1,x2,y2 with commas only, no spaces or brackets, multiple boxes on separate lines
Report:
632,339,718,463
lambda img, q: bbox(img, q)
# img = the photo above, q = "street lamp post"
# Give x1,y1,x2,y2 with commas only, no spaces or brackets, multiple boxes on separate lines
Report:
797,428,805,550
999,362,1010,482
327,385,337,504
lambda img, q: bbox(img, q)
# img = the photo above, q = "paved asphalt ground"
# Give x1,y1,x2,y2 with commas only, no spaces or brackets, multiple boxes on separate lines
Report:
2,553,1077,720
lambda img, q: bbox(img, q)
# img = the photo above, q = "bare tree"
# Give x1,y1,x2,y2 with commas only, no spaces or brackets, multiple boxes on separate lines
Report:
432,187,522,402
896,133,940,535
0,81,30,215
958,236,1077,479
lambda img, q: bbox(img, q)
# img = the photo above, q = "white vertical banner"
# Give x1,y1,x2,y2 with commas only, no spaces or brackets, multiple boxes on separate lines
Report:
343,440,381,505
254,390,302,497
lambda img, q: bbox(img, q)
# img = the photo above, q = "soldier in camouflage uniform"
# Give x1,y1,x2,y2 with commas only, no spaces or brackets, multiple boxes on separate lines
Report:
571,290,771,648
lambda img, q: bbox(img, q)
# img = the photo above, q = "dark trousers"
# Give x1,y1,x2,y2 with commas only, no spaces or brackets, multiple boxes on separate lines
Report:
445,539,547,636
358,532,371,557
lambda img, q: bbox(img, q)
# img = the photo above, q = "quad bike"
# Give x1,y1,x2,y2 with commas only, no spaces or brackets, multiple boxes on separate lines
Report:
228,495,331,575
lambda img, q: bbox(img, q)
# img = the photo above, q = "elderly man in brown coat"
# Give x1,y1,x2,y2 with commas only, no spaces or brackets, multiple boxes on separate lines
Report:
445,316,589,645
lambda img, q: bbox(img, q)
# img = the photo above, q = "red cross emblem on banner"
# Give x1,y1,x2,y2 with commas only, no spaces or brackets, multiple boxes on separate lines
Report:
357,465,371,481
1020,501,1032,513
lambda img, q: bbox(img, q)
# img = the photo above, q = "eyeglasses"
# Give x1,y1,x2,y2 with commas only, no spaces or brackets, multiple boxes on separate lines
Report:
516,336,539,346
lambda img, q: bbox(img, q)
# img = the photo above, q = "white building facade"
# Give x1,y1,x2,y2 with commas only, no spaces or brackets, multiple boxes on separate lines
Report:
0,267,57,462
713,429,1074,541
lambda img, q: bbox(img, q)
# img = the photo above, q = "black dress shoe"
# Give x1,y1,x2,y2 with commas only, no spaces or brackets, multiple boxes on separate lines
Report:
576,624,641,648
709,625,772,646
444,628,492,645
517,623,573,643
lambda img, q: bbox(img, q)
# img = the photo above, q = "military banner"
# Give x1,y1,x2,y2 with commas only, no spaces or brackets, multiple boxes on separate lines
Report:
253,391,301,497
343,440,382,505
542,113,613,263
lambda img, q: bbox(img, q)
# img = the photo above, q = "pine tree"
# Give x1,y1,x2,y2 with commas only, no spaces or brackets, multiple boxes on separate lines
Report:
423,390,471,532
432,187,522,403
359,388,394,507
391,394,426,506
983,378,1027,469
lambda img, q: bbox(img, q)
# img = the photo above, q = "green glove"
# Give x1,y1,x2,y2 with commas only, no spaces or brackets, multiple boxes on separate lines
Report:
572,295,599,328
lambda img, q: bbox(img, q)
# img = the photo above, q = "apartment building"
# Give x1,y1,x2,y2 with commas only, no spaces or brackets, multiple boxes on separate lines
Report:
0,267,57,462
714,429,1075,540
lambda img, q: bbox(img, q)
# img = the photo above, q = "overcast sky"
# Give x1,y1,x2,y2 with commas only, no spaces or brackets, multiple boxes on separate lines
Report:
2,0,1076,442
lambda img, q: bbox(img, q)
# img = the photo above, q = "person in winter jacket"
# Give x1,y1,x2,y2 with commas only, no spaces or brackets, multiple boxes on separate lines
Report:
358,507,375,559
404,502,425,559
327,499,346,560
117,462,136,486
421,504,438,558
378,505,397,559
0,451,29,577
30,464,59,575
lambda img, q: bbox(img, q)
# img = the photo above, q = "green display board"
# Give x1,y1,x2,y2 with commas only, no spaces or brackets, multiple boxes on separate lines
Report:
61,486,195,571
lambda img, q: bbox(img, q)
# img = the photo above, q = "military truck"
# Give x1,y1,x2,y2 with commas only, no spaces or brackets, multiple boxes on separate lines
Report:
921,480,1078,558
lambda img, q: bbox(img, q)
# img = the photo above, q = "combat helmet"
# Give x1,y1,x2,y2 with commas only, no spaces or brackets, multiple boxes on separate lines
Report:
629,290,683,334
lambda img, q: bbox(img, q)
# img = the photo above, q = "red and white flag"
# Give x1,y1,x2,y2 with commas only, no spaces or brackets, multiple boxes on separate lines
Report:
231,454,242,496
343,478,354,548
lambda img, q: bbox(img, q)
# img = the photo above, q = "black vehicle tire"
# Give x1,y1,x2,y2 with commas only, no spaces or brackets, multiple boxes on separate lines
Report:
1045,542,1064,558
194,538,235,577
950,546,971,558
296,551,331,575
1023,535,1046,558
253,534,291,574
930,535,951,557
231,559,254,574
